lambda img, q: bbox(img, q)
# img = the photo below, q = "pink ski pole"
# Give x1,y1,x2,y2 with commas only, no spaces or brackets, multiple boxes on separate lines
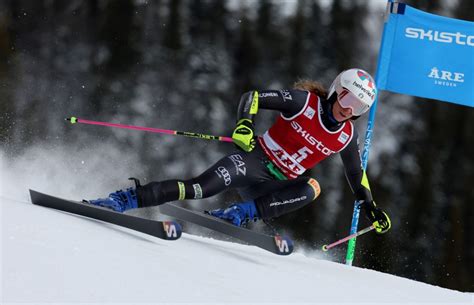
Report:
322,225,375,252
66,117,233,143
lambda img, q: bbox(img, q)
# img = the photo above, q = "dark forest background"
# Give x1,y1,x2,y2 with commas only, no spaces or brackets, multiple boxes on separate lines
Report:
0,0,472,292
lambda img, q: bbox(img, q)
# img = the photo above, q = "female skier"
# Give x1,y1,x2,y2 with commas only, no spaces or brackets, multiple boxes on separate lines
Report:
88,68,391,234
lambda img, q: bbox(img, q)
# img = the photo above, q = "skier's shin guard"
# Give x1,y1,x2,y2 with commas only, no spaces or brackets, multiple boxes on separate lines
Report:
255,178,321,219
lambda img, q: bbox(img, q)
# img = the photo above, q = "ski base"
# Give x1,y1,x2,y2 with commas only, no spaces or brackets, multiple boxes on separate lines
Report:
29,190,182,241
159,203,293,255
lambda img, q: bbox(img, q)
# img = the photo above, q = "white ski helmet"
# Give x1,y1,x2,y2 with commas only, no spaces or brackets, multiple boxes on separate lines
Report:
328,68,377,116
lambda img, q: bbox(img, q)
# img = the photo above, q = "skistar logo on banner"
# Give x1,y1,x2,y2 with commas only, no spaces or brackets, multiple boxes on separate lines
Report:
405,27,474,47
377,3,474,108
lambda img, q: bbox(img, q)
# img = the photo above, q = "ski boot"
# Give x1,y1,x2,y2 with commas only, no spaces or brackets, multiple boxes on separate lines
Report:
207,201,260,227
86,178,140,212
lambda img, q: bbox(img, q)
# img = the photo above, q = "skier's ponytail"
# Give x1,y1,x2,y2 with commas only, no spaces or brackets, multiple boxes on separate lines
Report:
293,79,328,99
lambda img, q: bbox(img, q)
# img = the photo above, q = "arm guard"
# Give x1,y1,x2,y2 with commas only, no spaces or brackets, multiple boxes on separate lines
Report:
236,91,259,122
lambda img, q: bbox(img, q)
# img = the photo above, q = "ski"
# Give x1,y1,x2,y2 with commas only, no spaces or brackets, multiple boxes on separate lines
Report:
159,203,293,255
29,189,181,241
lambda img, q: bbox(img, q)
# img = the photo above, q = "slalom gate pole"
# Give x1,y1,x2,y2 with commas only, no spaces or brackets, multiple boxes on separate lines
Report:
322,225,375,252
66,117,233,143
344,0,393,266
344,98,378,265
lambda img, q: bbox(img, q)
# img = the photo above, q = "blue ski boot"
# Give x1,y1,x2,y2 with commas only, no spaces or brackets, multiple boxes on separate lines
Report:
207,201,260,227
87,187,138,212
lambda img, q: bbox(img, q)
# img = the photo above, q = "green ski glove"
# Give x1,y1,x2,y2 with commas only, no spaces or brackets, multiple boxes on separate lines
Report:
232,119,256,152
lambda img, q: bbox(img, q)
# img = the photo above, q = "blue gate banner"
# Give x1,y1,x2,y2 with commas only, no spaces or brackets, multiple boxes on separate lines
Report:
377,2,474,107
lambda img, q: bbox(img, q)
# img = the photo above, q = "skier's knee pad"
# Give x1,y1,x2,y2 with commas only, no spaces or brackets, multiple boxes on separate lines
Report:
306,178,321,200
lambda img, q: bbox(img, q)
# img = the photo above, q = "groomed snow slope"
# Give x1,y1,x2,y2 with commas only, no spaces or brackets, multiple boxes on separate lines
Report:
1,196,472,304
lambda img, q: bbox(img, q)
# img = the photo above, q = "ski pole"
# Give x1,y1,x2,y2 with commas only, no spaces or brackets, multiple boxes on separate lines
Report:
322,225,375,252
66,117,233,142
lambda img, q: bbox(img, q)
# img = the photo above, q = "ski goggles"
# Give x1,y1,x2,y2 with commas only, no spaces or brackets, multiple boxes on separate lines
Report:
337,89,369,116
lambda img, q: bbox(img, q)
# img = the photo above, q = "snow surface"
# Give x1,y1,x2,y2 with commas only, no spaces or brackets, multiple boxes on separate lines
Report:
1,195,472,305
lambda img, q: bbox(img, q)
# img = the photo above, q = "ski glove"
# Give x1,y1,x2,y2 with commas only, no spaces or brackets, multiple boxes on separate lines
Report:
232,119,256,152
359,200,391,234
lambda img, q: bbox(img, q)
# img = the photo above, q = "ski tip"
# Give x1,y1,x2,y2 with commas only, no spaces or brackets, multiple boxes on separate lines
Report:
274,235,294,255
162,221,182,240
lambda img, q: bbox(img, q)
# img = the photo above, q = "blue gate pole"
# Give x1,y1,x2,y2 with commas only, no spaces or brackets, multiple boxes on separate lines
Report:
344,93,379,266
345,0,392,266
